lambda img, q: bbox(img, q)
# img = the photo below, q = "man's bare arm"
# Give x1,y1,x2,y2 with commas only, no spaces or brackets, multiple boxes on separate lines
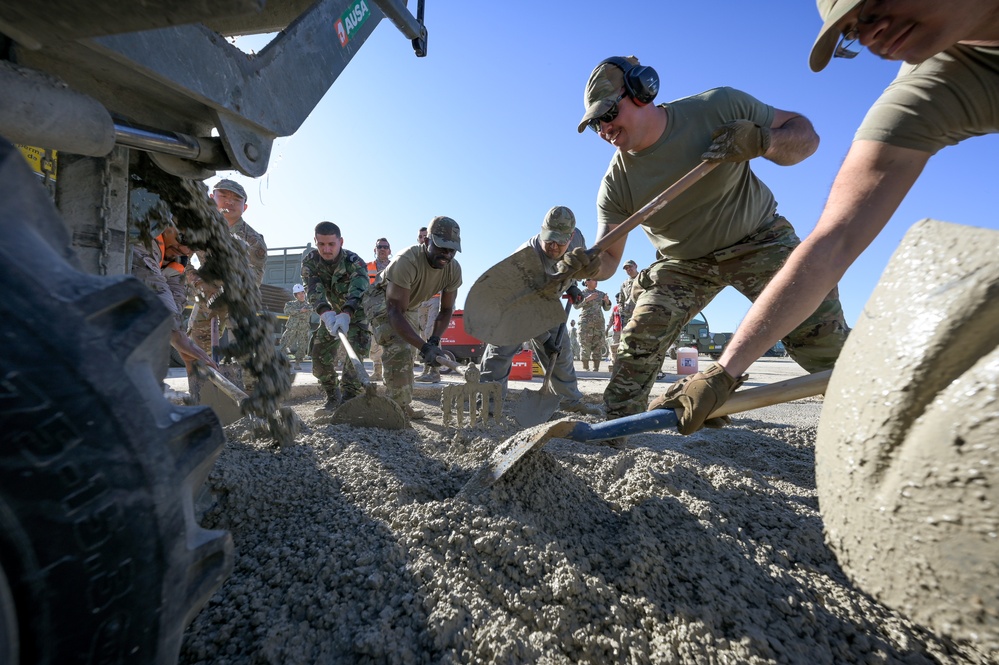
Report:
718,139,930,377
765,110,820,166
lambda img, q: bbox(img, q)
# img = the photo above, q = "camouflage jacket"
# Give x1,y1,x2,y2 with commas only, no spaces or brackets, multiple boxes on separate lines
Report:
573,287,611,331
301,248,369,326
283,298,313,331
230,218,267,287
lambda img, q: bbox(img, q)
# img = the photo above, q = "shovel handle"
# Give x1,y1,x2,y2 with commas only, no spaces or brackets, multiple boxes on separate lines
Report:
589,160,717,257
203,364,249,404
337,330,371,388
568,370,831,442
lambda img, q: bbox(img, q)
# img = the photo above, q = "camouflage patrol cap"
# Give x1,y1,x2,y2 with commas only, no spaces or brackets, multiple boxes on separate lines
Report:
428,216,461,252
810,0,865,72
214,178,247,200
540,206,576,244
623,259,637,268
577,56,640,133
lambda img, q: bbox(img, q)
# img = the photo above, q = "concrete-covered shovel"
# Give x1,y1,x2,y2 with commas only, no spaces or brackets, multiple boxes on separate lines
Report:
459,370,831,497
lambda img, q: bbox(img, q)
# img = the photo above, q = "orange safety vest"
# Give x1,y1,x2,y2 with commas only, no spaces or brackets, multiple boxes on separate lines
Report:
366,261,379,284
156,233,186,274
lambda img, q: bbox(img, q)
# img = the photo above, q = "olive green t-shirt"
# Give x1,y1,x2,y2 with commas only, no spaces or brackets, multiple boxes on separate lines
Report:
855,44,999,155
597,87,777,261
381,244,462,310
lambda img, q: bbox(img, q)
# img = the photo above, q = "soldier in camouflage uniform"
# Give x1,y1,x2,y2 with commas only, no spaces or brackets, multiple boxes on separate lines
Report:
187,179,267,360
573,278,611,372
302,221,371,412
281,284,313,371
569,320,581,361
363,216,462,420
618,259,639,327
564,56,848,420
366,239,392,381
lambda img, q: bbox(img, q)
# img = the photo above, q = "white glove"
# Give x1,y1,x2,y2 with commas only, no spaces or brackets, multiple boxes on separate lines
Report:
321,311,351,336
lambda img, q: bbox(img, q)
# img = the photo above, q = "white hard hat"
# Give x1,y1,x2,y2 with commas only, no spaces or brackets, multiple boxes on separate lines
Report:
292,284,305,294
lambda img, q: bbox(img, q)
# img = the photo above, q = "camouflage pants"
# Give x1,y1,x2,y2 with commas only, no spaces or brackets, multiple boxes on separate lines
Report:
605,216,849,418
608,330,621,365
579,325,606,367
368,310,420,408
311,323,370,401
281,325,312,358
369,337,384,378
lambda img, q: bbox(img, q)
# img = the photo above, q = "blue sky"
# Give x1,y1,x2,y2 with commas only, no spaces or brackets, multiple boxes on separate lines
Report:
214,1,998,334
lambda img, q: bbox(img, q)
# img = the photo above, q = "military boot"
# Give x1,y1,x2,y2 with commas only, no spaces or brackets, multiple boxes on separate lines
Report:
416,368,440,383
314,387,342,416
595,362,601,373
582,360,590,371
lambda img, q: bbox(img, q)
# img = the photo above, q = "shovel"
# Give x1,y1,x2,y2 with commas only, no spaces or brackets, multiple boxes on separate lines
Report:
464,160,718,345
511,300,573,427
459,369,831,497
326,330,408,429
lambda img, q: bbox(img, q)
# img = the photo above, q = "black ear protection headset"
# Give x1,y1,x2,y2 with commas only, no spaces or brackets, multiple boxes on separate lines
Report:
598,56,660,106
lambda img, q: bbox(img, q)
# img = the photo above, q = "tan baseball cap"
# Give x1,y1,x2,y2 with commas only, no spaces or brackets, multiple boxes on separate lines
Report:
577,56,640,133
540,206,576,244
428,216,461,252
810,0,865,72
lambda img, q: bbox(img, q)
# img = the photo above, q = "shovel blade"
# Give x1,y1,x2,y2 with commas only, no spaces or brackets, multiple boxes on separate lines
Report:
511,388,561,428
329,394,408,429
464,246,567,345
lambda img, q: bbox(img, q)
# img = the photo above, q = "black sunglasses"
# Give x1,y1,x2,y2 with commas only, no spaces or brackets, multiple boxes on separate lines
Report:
587,92,627,133
376,244,390,249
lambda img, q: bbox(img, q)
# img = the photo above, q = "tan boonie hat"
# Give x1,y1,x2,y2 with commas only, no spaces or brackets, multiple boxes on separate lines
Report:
214,178,247,200
428,216,461,252
810,0,865,72
540,206,576,244
576,56,640,133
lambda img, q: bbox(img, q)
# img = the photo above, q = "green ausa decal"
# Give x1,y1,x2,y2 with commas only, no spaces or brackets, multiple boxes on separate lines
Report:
336,0,371,47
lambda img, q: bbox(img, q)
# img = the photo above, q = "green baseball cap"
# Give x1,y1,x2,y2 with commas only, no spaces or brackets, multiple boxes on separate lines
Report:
540,206,576,244
214,178,247,200
577,56,640,134
428,216,461,252
810,0,865,72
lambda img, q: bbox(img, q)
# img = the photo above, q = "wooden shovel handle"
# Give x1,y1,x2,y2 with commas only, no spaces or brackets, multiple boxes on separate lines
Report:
710,370,831,419
590,160,717,256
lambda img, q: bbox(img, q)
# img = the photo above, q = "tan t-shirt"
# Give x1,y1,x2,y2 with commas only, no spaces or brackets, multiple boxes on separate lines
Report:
378,244,461,311
597,87,777,261
855,44,999,155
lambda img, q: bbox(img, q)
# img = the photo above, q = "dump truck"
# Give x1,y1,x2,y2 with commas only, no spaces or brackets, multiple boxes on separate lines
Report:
0,2,428,663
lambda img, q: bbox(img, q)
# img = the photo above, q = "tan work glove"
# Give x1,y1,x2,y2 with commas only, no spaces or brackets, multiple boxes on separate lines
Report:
701,120,771,163
555,247,602,280
648,364,747,435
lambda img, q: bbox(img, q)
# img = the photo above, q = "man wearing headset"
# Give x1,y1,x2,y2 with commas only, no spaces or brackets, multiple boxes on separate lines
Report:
560,56,850,423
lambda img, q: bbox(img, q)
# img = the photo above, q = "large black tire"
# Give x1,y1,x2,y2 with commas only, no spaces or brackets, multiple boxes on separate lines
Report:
0,139,233,664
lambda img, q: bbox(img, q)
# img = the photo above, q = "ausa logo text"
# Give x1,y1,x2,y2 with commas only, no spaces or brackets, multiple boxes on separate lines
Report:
336,0,371,47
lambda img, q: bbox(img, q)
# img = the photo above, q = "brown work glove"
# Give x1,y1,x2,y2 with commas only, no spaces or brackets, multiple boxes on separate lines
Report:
555,247,602,280
648,364,747,435
701,120,771,163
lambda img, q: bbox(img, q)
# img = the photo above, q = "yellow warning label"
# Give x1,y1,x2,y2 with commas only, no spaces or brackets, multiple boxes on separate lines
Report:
16,144,58,181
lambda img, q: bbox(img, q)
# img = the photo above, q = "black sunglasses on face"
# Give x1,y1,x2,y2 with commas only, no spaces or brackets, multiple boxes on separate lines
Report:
376,245,390,249
587,92,627,133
